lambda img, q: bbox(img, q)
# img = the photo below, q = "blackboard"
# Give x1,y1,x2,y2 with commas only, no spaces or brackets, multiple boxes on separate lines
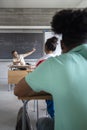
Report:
0,33,44,59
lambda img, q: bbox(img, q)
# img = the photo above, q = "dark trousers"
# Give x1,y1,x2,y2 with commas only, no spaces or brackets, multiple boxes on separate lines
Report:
36,117,54,130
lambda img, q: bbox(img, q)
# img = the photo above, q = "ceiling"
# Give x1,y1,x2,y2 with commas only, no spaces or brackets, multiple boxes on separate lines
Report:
0,0,86,8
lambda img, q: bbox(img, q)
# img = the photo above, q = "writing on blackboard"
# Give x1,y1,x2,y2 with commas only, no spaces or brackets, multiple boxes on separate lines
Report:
0,33,44,59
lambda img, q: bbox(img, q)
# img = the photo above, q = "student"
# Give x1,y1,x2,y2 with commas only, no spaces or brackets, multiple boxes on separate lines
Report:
36,36,58,66
11,48,36,66
36,36,58,119
14,8,87,130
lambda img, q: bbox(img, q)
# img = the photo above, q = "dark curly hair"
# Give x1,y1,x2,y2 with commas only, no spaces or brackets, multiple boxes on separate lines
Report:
51,8,87,47
11,50,16,54
45,36,58,51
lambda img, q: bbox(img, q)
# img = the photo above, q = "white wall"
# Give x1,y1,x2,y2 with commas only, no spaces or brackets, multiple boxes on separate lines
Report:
0,0,86,8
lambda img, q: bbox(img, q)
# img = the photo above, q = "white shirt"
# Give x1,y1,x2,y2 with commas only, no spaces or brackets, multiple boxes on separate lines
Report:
13,54,26,65
36,53,55,65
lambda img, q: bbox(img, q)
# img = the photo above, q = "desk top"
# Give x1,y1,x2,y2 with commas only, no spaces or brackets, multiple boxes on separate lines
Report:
8,65,35,72
9,65,30,68
18,95,52,100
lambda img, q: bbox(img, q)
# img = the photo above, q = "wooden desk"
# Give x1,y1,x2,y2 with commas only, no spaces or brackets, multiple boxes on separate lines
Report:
8,64,34,84
8,69,32,91
18,95,52,100
18,95,52,130
9,65,31,70
8,70,31,84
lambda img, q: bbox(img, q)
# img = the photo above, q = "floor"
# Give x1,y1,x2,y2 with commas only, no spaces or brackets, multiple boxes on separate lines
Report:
0,79,47,130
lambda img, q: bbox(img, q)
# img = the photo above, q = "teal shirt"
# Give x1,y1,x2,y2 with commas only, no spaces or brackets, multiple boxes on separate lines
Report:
25,44,87,130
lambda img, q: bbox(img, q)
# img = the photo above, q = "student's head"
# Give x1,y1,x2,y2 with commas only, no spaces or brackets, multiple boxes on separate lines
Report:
51,8,87,53
45,36,58,54
11,50,19,58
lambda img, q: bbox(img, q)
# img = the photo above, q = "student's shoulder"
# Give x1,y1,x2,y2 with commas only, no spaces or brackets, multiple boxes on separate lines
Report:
36,59,45,67
47,53,73,64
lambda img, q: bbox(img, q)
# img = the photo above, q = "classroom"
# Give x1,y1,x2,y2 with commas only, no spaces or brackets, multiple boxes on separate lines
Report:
0,1,87,130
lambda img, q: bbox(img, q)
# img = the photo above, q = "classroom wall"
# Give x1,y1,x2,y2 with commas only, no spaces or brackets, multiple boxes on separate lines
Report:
0,8,57,80
0,7,59,79
0,8,59,26
0,8,60,80
0,0,85,79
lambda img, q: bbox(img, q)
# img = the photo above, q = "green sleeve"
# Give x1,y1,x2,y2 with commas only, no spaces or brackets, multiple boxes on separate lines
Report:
25,59,52,93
